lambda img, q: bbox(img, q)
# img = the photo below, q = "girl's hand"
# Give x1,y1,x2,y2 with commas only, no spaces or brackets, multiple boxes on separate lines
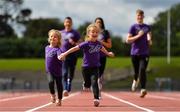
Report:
108,52,115,57
58,53,66,60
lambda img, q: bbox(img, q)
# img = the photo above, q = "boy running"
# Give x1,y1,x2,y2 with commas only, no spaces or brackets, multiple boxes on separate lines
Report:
126,9,152,98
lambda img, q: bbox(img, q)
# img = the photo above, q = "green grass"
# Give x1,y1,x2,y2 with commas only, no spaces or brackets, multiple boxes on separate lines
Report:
0,57,180,71
104,57,180,90
0,59,45,71
0,57,180,90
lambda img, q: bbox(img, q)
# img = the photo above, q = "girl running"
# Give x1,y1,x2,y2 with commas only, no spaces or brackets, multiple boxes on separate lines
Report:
45,29,63,106
58,23,114,107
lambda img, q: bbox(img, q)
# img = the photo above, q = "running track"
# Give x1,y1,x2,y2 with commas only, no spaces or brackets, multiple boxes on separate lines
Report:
0,91,180,112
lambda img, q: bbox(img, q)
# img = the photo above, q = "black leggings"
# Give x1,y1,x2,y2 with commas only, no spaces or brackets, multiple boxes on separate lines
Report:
82,67,99,99
47,74,63,100
99,56,107,78
131,55,149,89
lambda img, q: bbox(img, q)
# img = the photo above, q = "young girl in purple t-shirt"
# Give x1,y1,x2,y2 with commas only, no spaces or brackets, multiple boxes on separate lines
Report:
45,29,63,106
58,24,114,107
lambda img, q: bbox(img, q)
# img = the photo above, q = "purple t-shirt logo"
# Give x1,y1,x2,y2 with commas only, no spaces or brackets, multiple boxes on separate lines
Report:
89,45,102,53
46,50,57,57
79,41,102,67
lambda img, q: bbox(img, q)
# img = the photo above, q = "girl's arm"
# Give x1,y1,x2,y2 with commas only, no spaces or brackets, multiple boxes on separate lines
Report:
126,30,144,44
58,45,80,60
100,38,112,48
100,46,114,57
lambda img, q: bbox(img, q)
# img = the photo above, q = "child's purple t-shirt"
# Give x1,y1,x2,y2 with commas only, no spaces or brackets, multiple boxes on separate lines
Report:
79,41,102,67
45,46,62,76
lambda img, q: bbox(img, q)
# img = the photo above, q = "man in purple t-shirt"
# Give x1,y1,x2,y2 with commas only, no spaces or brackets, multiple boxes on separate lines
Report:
60,17,80,96
126,9,152,98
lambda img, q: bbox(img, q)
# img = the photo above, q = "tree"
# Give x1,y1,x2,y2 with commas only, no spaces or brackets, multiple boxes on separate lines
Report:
0,0,31,37
24,18,64,38
151,3,180,56
77,21,91,39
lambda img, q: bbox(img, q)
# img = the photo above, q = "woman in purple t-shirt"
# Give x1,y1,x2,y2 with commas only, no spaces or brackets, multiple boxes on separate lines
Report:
58,24,114,107
45,29,63,106
95,17,112,98
126,9,152,98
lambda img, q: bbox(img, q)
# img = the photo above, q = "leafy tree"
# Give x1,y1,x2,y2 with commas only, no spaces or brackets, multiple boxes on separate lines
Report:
24,18,64,38
151,3,180,56
77,21,91,39
0,0,31,37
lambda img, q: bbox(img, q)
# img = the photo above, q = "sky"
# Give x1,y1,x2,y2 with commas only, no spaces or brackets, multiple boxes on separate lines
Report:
23,0,180,38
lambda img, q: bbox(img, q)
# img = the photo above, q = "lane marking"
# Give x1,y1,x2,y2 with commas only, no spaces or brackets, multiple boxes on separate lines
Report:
25,92,80,112
103,92,154,112
148,94,180,101
0,94,46,102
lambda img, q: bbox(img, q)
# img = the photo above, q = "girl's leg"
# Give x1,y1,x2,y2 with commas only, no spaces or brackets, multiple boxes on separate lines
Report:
47,74,56,103
55,76,63,100
91,68,99,100
82,67,91,89
47,74,55,95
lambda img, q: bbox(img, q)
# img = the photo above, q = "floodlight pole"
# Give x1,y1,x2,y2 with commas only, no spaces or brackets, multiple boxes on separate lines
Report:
167,9,171,64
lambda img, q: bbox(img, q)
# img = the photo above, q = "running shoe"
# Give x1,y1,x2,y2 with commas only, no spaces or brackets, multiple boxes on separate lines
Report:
51,94,56,103
140,89,147,98
131,79,139,91
93,99,100,107
56,99,61,106
63,90,69,97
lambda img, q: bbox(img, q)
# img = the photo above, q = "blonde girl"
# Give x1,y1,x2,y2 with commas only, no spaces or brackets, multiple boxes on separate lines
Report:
45,29,63,106
58,24,114,107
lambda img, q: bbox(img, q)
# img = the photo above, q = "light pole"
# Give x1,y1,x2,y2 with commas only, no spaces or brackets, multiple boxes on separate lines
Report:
167,9,171,64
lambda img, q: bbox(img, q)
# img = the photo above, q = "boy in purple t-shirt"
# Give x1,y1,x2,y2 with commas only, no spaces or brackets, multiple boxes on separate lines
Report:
60,17,81,97
45,29,63,106
126,9,152,98
58,24,114,107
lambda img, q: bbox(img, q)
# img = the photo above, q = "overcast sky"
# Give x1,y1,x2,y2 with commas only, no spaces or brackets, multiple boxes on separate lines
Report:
23,0,180,38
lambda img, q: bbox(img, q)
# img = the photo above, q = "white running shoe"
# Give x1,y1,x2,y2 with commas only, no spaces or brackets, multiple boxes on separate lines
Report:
131,79,139,92
140,89,147,98
82,84,90,92
93,99,100,107
56,99,61,106
51,94,56,103
63,90,69,97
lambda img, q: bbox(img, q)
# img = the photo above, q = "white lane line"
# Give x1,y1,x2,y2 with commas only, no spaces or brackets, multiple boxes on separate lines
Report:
25,92,80,112
103,92,154,112
148,94,180,101
0,94,46,102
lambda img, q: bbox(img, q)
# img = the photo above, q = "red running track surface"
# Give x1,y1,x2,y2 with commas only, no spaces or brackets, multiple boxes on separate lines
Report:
0,91,180,112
